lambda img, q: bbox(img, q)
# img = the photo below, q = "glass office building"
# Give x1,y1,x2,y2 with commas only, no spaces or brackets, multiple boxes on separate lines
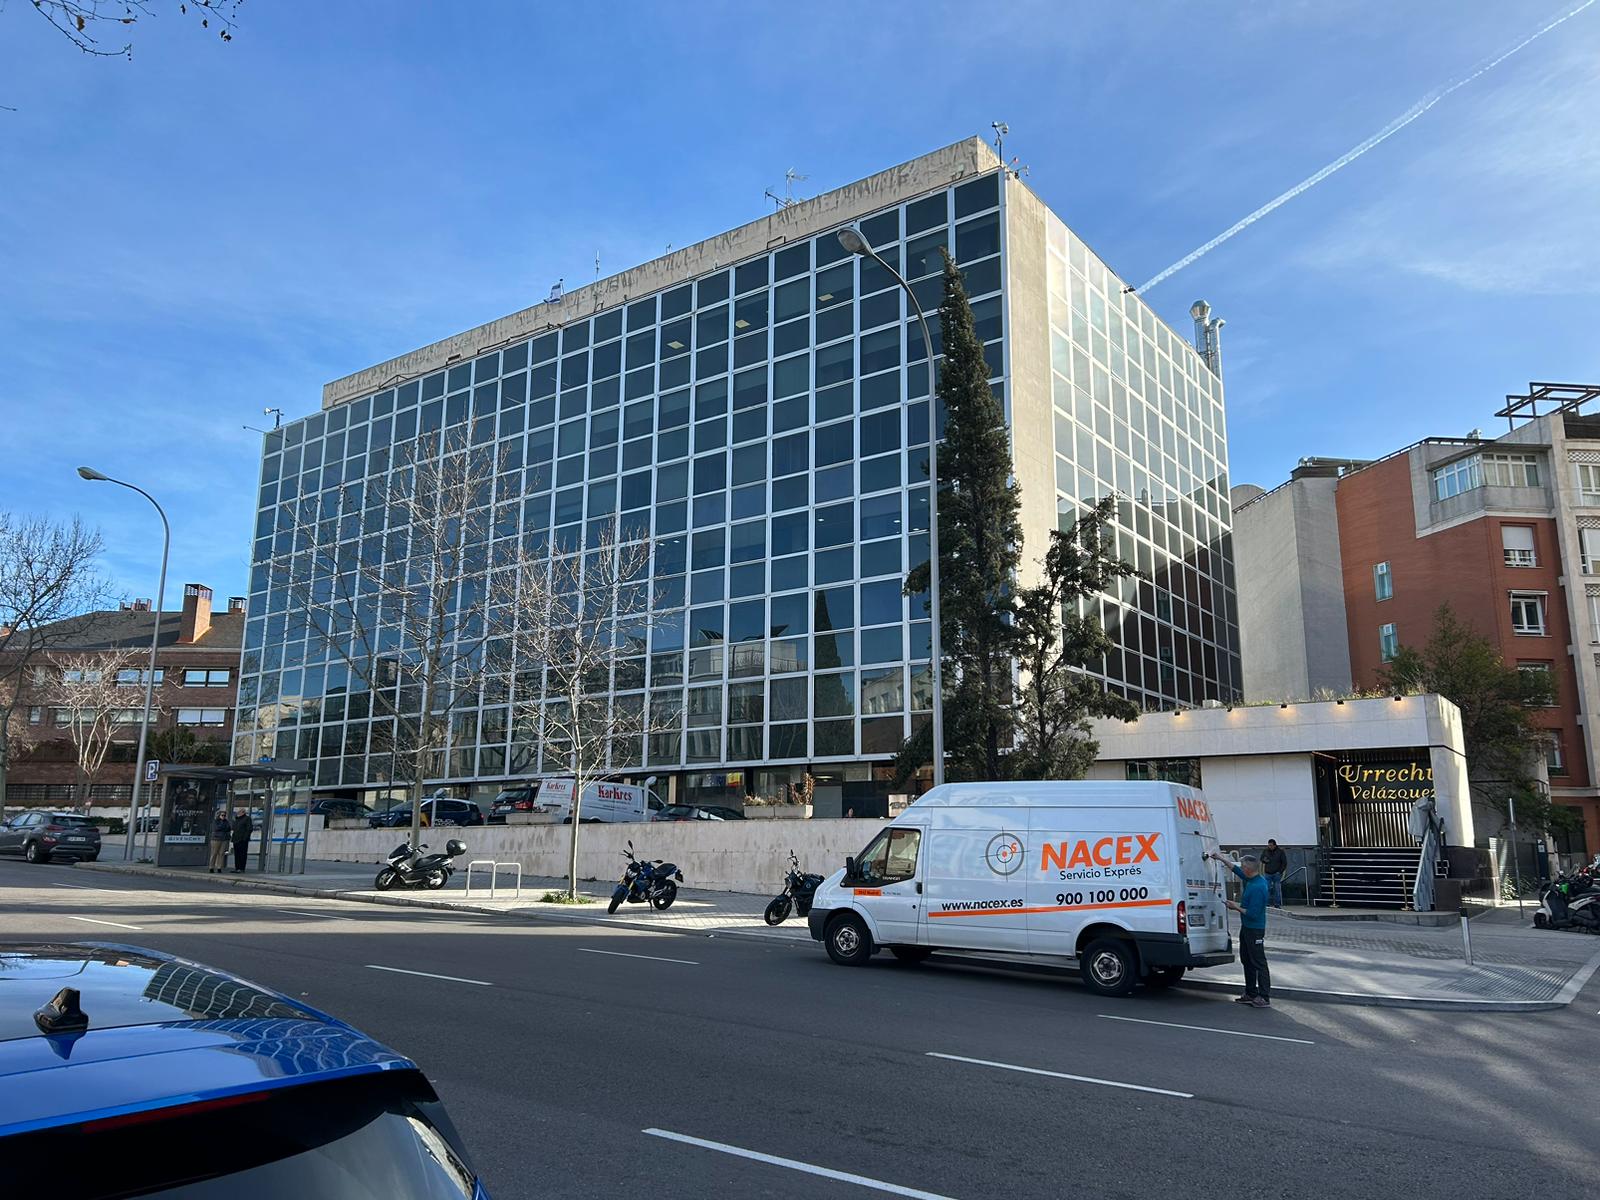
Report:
234,139,1239,810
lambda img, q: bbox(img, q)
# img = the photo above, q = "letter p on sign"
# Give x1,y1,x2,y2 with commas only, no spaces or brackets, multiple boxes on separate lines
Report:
145,760,160,783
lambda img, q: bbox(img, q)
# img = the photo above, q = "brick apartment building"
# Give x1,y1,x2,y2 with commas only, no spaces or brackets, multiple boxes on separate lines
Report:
1232,383,1600,857
4,584,244,809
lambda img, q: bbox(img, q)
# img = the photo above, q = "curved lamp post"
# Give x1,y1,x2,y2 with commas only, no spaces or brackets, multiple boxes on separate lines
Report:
837,228,945,787
77,467,169,861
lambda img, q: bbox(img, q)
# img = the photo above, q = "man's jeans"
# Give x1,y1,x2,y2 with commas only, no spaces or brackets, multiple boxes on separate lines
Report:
1240,927,1271,1000
1267,871,1283,907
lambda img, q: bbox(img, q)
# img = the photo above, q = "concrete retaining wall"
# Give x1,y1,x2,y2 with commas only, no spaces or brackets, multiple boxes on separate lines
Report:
310,818,891,895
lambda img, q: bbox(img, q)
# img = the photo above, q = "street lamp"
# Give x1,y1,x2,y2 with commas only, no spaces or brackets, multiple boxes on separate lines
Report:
77,467,169,862
837,228,946,788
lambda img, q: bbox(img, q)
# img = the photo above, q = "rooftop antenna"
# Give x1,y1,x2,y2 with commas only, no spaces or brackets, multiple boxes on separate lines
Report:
263,407,283,429
991,121,1008,162
764,167,808,211
594,252,601,281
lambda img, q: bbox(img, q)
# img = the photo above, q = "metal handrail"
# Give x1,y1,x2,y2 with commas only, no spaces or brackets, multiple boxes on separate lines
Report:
1281,865,1312,906
465,860,523,900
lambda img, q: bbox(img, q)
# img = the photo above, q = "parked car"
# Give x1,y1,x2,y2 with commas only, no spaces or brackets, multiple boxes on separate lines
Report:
0,811,101,864
0,942,490,1197
490,785,540,821
370,798,484,828
655,804,745,822
309,797,374,826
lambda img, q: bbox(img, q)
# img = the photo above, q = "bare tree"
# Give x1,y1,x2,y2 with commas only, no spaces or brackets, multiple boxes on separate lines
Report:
0,513,105,821
511,522,668,899
44,649,147,807
27,0,238,59
269,433,516,848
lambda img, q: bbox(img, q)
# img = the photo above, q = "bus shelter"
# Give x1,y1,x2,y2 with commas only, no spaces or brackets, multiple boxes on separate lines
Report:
155,761,314,873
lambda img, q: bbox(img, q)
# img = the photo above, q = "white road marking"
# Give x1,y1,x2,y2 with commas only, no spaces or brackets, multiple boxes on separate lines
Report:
1098,1014,1315,1045
277,908,357,922
926,1052,1192,1098
365,964,492,986
643,1129,956,1199
579,948,699,966
61,914,143,931
51,882,97,890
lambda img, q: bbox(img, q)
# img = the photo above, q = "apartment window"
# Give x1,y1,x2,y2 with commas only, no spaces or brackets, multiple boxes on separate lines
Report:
1431,456,1481,501
1590,593,1600,644
1582,528,1600,574
115,668,164,686
1546,735,1567,777
1500,525,1536,568
176,708,228,727
1379,623,1399,662
113,708,153,724
1510,592,1547,636
183,668,231,688
1518,662,1555,706
1481,452,1540,488
1373,561,1393,601
1575,462,1600,505
27,706,41,725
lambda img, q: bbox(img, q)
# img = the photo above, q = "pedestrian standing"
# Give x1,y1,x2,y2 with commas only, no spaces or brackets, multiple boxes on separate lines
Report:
208,808,232,874
1261,838,1288,908
231,807,253,873
1209,851,1272,1008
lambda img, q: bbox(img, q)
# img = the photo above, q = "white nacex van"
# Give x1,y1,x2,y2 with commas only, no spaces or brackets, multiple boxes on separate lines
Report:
806,781,1234,997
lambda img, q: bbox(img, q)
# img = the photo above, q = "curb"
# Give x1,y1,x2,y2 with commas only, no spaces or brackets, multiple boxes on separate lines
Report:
75,861,807,946
1175,974,1563,1013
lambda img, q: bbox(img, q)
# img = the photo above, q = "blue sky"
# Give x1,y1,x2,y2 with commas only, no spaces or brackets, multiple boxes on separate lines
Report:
3,1,1597,604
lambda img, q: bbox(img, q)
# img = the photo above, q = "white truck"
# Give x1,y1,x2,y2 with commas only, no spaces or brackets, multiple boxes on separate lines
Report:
535,778,658,824
806,780,1234,996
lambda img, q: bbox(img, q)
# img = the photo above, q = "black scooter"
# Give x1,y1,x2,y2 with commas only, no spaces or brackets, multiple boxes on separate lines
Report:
608,840,684,914
764,849,825,925
375,839,466,891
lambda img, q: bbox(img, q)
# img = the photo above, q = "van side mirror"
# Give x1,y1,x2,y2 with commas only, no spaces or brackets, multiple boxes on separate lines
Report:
845,856,856,879
627,839,634,852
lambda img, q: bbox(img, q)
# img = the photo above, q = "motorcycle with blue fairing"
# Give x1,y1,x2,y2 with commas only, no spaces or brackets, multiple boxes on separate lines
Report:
608,840,684,915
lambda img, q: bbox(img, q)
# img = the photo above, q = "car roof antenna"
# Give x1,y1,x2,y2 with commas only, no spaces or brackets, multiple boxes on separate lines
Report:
35,987,90,1036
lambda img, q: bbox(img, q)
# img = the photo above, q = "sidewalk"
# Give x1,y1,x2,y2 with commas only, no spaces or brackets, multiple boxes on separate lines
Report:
79,859,1600,1011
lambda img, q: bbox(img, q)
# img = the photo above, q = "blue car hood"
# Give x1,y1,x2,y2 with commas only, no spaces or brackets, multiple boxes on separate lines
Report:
0,1018,413,1136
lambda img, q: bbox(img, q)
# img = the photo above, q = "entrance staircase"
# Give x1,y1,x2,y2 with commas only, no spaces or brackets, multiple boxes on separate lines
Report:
1314,847,1420,910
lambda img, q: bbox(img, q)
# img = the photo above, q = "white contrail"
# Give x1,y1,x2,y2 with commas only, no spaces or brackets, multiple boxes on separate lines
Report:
1135,0,1598,294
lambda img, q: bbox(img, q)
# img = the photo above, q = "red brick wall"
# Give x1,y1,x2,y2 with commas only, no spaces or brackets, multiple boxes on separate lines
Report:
1336,452,1588,790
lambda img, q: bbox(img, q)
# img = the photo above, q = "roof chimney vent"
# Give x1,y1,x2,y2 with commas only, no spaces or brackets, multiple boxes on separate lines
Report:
228,596,247,614
1467,427,1483,440
1189,300,1225,377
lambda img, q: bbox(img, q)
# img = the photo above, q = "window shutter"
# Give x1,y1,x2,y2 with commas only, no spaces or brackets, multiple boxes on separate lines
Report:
1501,526,1535,552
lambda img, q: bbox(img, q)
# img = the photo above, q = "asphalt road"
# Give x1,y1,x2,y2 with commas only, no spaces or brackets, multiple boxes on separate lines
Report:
2,857,1597,1199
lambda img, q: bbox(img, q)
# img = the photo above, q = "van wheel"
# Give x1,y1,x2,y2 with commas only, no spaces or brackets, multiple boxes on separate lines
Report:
1144,965,1185,989
825,913,873,966
1081,938,1137,997
890,946,932,965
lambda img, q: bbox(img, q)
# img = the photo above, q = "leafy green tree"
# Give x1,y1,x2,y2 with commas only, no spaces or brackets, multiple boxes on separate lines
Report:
1009,498,1140,778
1380,604,1580,837
902,250,1022,782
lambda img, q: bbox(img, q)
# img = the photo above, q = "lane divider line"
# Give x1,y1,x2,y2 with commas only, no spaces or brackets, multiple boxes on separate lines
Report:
365,964,492,986
1098,1014,1315,1045
51,882,97,890
642,1128,957,1199
277,908,357,922
579,948,699,966
61,914,143,931
926,1052,1193,1098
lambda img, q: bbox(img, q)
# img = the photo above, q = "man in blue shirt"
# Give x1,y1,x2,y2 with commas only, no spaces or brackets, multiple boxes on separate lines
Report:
1208,851,1271,1007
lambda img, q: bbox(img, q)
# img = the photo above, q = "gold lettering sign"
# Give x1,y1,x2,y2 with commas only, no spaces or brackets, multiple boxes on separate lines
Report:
1336,760,1434,803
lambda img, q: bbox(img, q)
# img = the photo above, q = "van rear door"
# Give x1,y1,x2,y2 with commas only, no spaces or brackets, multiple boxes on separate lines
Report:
1173,789,1228,953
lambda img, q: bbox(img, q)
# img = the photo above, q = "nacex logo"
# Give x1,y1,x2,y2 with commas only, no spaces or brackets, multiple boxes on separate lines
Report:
1040,834,1160,871
1176,796,1211,823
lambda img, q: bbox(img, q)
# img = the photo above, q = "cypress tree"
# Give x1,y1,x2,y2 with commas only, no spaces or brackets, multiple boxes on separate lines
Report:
902,250,1022,781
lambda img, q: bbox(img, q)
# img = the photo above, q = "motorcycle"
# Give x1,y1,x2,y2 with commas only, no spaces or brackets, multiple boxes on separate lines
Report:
1534,870,1600,933
374,839,466,891
764,849,825,926
608,840,684,914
